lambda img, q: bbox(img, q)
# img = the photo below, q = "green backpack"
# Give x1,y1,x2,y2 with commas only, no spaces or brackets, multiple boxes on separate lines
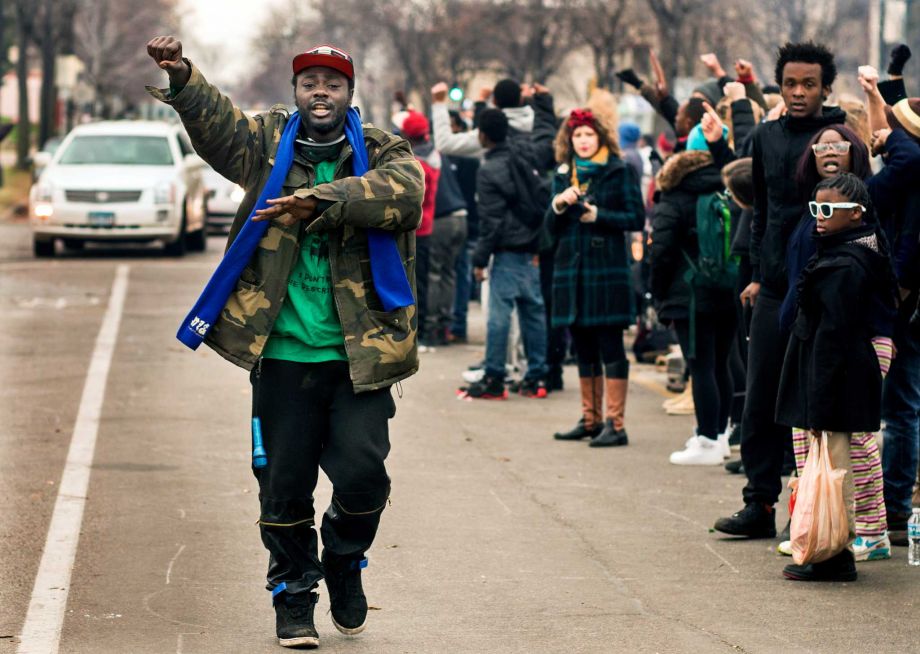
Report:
682,191,738,291
681,191,738,355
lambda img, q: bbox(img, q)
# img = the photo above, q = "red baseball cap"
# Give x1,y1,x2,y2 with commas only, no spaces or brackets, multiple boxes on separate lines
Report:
400,111,430,140
292,45,355,81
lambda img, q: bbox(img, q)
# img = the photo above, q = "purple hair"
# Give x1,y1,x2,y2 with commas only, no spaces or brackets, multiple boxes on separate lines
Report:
794,124,871,202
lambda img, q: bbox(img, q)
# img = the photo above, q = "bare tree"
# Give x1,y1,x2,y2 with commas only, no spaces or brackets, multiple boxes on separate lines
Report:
73,0,177,118
571,0,631,89
13,0,32,168
644,0,703,79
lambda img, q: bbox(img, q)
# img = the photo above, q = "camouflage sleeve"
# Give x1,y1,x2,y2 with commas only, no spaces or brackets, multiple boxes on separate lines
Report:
145,61,271,189
296,137,424,235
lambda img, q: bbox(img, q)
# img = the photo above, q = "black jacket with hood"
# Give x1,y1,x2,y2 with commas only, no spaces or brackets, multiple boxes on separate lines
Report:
749,107,847,293
775,223,897,433
649,150,731,321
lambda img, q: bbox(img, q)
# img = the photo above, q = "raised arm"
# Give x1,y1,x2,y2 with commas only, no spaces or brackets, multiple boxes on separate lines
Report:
145,36,269,189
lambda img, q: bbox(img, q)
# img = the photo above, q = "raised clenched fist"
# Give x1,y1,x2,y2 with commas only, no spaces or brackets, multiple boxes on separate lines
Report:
146,36,191,86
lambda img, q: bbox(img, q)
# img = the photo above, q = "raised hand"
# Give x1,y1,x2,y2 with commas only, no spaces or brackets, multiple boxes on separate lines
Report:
700,53,726,78
431,82,449,103
477,86,493,102
858,65,880,94
734,59,755,79
700,102,725,143
723,81,746,103
649,49,668,99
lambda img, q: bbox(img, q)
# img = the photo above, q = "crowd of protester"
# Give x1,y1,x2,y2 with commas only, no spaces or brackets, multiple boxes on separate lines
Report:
393,40,920,582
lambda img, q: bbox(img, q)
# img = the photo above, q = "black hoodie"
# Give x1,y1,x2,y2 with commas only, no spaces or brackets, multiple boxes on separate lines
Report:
749,107,847,293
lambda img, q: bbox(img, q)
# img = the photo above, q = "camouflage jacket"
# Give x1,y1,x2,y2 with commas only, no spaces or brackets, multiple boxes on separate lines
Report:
147,63,423,392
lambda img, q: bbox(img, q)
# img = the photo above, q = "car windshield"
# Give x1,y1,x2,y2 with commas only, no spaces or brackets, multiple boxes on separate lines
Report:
58,135,174,166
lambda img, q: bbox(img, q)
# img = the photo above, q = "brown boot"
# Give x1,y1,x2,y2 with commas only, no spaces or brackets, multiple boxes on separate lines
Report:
554,377,603,440
590,366,629,447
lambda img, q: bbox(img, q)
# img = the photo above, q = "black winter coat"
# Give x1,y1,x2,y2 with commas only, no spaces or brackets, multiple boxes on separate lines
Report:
749,107,847,292
776,224,897,433
546,157,645,328
649,150,732,321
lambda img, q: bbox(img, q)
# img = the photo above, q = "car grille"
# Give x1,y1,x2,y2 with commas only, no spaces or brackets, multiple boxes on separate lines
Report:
65,190,143,203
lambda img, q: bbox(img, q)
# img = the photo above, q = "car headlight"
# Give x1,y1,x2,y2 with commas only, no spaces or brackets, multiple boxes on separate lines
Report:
230,185,245,203
154,181,175,204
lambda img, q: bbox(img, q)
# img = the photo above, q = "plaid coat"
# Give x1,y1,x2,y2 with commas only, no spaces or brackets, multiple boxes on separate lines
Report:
546,157,645,328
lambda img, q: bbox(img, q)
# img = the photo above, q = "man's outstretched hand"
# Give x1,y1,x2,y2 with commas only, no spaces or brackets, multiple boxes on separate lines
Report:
147,36,191,87
253,195,320,226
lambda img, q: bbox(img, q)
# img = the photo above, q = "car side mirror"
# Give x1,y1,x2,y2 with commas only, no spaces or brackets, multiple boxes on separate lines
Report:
33,151,52,169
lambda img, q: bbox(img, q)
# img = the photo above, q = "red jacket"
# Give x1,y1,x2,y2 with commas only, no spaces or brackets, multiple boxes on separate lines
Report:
414,145,441,237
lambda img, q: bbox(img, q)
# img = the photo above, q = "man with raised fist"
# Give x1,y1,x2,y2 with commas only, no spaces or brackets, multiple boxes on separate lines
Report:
146,35,423,649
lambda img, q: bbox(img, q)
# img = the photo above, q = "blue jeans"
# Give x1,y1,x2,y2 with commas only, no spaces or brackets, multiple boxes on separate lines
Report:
451,243,473,338
882,332,920,516
484,252,547,381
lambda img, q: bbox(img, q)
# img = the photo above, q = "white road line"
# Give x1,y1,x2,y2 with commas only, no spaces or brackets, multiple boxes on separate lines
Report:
17,265,130,654
166,545,186,585
704,543,740,574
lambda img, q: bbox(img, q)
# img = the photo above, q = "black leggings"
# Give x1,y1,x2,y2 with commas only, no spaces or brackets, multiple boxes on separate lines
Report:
571,325,628,379
674,312,736,439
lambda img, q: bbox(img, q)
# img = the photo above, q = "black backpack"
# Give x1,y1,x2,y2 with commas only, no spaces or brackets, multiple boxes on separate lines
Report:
506,140,551,230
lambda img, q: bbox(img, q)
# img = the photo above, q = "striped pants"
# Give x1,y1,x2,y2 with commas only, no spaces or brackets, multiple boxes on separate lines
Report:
793,429,887,537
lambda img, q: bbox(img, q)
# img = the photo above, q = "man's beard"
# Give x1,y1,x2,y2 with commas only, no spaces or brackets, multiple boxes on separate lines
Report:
298,101,348,137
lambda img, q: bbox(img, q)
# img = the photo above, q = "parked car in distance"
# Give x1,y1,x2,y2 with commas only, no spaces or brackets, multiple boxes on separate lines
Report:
202,166,244,235
29,121,208,257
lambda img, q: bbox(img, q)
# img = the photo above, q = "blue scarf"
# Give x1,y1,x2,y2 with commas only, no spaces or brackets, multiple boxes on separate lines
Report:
176,107,414,350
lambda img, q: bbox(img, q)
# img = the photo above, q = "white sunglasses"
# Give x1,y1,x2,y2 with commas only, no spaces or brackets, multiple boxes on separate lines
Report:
808,201,866,219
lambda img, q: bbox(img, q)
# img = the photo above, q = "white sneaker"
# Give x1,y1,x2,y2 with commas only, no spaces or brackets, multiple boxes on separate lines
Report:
716,429,731,459
777,540,793,556
669,435,725,465
853,534,891,561
461,368,485,384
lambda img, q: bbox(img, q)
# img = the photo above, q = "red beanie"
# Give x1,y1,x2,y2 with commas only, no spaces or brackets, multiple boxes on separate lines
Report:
401,111,430,140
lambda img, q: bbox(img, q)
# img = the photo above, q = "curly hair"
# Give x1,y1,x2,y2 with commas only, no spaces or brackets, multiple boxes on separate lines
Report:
794,124,870,202
774,41,837,88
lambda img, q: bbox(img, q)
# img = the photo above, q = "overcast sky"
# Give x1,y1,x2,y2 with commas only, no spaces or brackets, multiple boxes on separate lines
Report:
177,0,283,86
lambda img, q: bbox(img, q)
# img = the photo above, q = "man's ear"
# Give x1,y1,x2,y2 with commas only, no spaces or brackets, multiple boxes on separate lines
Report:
822,85,832,100
348,87,355,103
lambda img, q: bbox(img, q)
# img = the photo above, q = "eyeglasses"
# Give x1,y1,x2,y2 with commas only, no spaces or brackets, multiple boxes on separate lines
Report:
811,142,851,155
808,201,866,219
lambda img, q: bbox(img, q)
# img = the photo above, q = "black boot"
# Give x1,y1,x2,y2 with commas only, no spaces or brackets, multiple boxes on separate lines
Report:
713,502,776,538
783,549,857,582
323,552,368,635
589,418,629,447
274,591,319,648
554,417,601,441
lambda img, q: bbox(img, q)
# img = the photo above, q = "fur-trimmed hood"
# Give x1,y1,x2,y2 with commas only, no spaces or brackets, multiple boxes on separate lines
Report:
655,150,716,192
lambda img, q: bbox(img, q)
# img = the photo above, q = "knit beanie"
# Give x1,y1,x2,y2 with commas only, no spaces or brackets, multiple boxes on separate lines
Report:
618,122,641,148
692,80,722,106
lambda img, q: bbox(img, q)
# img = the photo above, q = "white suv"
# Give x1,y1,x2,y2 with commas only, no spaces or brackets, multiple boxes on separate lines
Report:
29,121,208,257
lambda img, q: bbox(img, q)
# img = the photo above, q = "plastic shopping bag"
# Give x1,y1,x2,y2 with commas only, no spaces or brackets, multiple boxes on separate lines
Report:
790,432,849,565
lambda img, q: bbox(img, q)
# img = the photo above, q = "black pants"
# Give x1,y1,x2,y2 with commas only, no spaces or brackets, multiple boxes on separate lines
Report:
539,248,567,382
571,325,628,378
416,235,431,340
739,288,791,505
674,312,736,439
251,359,395,596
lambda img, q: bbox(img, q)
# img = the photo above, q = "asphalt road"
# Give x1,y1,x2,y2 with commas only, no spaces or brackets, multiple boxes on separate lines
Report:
1,217,918,654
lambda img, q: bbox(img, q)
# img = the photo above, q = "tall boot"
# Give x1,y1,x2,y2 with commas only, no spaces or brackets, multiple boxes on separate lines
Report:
554,376,603,440
590,360,629,447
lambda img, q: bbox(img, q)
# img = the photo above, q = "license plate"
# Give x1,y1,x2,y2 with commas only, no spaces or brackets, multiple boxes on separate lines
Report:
88,211,115,227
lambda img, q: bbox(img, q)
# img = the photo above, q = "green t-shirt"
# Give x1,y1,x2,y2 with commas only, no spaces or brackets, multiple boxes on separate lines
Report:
262,159,346,363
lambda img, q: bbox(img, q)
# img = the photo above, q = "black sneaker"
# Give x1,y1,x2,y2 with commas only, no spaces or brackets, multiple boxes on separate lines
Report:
274,591,319,649
783,549,857,582
323,553,368,635
459,374,507,400
519,378,548,398
888,510,912,547
727,423,741,448
724,458,745,475
713,503,776,538
554,418,601,441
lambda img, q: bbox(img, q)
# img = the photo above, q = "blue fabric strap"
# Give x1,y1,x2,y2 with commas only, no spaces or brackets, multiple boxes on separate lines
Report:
176,107,414,351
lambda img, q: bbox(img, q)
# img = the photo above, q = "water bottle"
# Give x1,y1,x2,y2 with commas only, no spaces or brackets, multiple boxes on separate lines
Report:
909,508,920,567
251,417,267,469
